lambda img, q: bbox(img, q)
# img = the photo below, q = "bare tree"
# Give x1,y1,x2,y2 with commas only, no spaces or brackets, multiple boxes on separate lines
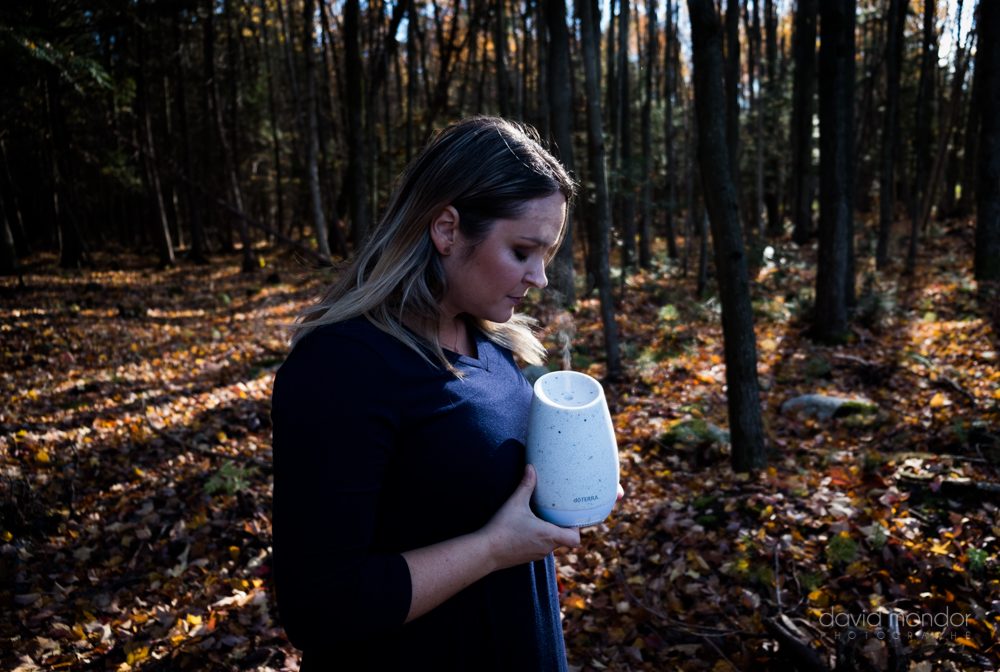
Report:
976,0,1000,281
814,0,856,342
639,0,656,269
344,0,370,246
687,0,766,473
303,0,332,261
875,0,906,270
576,0,622,380
790,0,817,244
546,0,577,305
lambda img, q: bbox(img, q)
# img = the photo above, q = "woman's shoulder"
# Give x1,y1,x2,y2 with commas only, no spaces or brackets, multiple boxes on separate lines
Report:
275,316,395,384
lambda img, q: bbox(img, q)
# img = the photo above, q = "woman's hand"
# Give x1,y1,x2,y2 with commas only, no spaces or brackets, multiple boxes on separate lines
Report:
480,464,580,571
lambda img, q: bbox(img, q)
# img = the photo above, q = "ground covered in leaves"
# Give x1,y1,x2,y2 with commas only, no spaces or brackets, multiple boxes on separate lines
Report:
1,220,998,671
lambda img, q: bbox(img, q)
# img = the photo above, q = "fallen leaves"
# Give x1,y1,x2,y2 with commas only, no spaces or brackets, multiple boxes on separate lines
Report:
3,228,999,671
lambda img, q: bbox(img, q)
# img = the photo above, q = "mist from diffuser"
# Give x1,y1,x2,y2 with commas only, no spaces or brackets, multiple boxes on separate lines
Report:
525,370,620,528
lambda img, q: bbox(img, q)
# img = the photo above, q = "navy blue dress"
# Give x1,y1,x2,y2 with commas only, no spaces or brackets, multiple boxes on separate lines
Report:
271,316,568,671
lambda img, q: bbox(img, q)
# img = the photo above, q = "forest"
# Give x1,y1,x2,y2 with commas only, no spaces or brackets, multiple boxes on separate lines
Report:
1,0,998,669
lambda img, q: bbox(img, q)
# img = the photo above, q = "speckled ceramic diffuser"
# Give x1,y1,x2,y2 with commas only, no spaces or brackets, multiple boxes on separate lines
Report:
526,371,620,527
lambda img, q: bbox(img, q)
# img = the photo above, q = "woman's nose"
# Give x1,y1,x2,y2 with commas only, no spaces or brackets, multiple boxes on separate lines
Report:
526,260,548,289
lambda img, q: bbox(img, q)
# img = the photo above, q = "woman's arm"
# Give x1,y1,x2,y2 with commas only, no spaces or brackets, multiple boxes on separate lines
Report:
402,464,580,622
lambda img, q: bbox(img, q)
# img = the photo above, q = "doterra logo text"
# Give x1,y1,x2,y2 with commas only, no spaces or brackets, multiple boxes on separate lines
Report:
573,495,599,503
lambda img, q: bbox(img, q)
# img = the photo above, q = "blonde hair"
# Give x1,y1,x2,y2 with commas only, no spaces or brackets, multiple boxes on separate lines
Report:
292,116,576,373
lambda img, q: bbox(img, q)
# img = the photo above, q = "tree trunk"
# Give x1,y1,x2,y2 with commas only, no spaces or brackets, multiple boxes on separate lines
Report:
814,0,856,342
136,20,176,268
49,91,87,269
664,0,679,259
852,9,882,214
260,0,285,241
975,0,1000,281
204,1,255,272
173,11,208,263
495,0,511,117
764,0,781,237
747,0,763,245
406,0,418,162
687,0,766,473
875,0,906,270
0,192,17,274
0,140,27,260
536,0,549,140
685,92,699,279
344,0,371,246
546,0,577,305
724,0,740,186
618,0,636,271
912,0,937,231
606,0,617,143
638,0,656,270
576,0,622,381
318,0,347,255
302,0,332,261
958,26,982,217
909,20,970,275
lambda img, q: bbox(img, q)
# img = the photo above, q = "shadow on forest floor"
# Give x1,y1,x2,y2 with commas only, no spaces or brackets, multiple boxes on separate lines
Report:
1,229,998,671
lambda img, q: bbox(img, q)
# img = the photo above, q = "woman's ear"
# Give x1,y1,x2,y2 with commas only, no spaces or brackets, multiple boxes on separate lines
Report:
429,205,460,256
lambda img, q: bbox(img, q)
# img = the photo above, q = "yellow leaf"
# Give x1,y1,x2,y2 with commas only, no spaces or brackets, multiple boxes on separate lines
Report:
35,449,50,464
565,594,587,610
930,540,951,555
126,645,149,664
216,431,228,442
808,589,830,607
133,467,145,477
186,614,202,626
929,393,946,408
954,636,979,650
1,530,12,542
228,545,240,561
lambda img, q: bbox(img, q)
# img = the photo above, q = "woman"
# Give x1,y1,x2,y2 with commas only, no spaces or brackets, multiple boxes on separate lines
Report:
271,117,584,671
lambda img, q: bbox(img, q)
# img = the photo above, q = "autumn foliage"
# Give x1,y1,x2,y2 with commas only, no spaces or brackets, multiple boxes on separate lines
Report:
1,219,999,670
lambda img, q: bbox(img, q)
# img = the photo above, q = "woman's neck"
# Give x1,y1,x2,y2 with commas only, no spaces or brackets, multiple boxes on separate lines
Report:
438,314,475,356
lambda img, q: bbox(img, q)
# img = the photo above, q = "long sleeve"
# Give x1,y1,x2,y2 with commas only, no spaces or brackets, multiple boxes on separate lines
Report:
270,325,411,652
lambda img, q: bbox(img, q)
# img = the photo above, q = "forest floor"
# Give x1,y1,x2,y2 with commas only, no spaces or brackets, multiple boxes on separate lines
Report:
1,218,998,671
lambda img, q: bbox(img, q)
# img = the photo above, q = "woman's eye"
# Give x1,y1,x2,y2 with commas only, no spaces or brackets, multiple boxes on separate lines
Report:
513,249,528,262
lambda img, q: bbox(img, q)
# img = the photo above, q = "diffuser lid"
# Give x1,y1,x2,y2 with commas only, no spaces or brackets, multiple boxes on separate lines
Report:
532,370,603,410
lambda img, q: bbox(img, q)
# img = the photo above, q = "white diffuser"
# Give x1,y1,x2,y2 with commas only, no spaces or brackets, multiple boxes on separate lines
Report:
525,370,620,528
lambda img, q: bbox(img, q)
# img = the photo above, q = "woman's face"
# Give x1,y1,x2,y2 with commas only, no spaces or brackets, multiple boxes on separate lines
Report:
439,192,566,323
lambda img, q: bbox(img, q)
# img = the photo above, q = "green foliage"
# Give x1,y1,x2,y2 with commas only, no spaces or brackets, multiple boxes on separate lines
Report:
804,356,832,380
854,273,897,331
825,533,858,566
866,525,887,552
800,571,824,593
205,460,257,496
1,24,112,93
968,548,988,574
657,304,680,324
658,418,730,449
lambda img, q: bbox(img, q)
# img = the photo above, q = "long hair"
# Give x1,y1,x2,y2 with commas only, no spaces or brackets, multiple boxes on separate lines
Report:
291,116,576,373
